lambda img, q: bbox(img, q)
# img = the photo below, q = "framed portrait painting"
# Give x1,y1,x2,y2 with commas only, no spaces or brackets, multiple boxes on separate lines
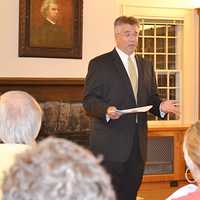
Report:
19,0,83,59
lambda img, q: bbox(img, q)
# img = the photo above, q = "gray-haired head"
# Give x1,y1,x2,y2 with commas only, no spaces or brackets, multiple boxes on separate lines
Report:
40,0,58,18
2,137,116,200
0,91,42,144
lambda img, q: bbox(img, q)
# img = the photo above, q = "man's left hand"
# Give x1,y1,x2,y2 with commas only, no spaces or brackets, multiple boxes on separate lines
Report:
160,100,180,116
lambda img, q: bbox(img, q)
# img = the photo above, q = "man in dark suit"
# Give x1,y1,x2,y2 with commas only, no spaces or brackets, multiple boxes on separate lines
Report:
83,16,179,200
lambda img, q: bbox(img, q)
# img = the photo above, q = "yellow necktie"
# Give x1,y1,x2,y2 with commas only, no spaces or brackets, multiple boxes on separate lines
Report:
128,56,138,100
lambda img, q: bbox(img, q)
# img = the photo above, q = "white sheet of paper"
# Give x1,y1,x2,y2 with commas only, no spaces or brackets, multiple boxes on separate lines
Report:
116,105,153,114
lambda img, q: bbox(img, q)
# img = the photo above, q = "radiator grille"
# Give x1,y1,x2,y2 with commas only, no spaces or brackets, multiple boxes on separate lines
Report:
144,136,174,174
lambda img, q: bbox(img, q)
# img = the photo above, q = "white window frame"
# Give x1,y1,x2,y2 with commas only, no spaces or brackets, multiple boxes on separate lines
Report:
137,18,183,121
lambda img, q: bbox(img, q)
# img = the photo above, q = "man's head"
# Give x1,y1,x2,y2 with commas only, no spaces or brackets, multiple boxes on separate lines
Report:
114,16,140,55
41,0,59,23
0,91,42,144
2,137,116,200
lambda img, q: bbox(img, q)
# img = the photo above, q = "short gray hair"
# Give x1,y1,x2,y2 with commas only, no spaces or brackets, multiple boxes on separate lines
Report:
0,91,42,144
40,0,58,18
114,16,140,27
114,16,140,35
2,137,116,200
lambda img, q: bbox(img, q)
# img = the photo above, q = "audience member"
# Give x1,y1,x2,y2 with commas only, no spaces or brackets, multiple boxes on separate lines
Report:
0,91,42,199
2,137,116,200
166,121,200,200
0,90,42,144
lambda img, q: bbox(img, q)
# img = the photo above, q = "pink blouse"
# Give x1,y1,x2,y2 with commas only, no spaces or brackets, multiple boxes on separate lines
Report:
174,190,200,200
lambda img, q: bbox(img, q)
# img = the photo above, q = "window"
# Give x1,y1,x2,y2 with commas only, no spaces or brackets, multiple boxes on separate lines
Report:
122,5,198,124
136,19,183,121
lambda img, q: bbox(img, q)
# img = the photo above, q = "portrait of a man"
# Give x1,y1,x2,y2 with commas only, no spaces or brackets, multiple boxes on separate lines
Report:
30,0,73,48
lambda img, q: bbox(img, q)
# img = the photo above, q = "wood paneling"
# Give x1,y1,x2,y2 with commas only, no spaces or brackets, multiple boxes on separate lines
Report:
0,77,84,102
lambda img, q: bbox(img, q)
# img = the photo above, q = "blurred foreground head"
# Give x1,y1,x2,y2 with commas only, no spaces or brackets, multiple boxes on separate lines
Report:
183,121,200,185
2,137,116,200
0,91,42,144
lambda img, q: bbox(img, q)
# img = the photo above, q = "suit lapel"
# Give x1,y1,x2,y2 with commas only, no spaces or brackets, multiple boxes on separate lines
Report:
111,49,136,104
135,55,144,105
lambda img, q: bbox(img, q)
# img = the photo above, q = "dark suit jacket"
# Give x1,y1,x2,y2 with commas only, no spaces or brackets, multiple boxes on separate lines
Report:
83,48,162,162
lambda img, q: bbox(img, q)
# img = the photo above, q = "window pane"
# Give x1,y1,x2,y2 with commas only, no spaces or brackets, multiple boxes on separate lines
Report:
139,25,143,36
144,38,154,53
168,55,176,69
156,25,166,36
169,73,176,87
169,89,176,100
144,24,154,36
168,38,175,53
168,25,176,37
137,38,142,52
158,74,167,87
156,38,166,53
144,54,154,65
158,89,167,100
156,55,166,70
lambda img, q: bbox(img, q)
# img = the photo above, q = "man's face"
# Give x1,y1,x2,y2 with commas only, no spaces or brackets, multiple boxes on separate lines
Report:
115,24,140,55
47,3,59,22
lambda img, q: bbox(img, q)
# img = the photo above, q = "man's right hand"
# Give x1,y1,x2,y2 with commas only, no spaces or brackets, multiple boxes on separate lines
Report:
106,106,122,120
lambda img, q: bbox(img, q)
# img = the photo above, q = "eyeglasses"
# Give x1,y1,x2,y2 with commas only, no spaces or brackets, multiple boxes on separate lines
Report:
185,168,196,184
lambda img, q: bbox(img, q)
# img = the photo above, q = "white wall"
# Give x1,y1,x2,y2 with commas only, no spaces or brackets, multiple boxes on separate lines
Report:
0,0,199,78
117,0,200,9
0,0,117,78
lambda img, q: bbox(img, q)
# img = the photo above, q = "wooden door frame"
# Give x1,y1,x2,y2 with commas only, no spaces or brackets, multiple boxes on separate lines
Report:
197,8,200,119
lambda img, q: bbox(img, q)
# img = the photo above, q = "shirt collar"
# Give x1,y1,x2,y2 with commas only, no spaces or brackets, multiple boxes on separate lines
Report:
115,47,135,59
46,18,56,25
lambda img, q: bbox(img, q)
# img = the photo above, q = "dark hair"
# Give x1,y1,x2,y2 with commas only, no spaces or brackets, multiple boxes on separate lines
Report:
114,16,140,27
